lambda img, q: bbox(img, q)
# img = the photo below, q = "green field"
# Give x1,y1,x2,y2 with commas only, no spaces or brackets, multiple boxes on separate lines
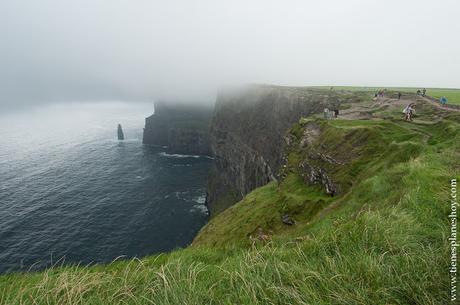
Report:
1,95,458,304
313,86,460,105
425,88,460,105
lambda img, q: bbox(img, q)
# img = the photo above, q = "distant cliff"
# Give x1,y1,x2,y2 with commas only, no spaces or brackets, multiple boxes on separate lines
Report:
206,85,368,215
142,102,213,155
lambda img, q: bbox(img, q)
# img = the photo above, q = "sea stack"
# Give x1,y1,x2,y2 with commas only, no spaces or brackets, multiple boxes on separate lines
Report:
117,124,124,140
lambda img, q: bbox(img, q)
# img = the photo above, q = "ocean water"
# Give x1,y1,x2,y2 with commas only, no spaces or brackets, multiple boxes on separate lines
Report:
0,102,212,274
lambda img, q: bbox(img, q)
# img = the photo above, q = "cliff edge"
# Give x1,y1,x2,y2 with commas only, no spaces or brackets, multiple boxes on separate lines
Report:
142,102,213,155
206,85,369,215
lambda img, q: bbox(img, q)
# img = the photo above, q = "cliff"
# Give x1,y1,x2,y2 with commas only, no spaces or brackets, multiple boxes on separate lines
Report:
142,102,213,155
206,85,369,215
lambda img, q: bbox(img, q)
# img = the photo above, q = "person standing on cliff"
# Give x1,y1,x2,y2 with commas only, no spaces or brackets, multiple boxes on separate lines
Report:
440,96,448,107
398,92,402,100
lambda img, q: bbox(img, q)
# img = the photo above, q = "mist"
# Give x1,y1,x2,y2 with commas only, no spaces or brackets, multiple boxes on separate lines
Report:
1,0,459,110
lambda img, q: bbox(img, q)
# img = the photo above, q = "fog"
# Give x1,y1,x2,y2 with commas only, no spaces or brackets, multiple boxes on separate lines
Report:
1,0,459,110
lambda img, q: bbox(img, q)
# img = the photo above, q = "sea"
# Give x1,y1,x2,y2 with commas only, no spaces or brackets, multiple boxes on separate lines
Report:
0,102,212,274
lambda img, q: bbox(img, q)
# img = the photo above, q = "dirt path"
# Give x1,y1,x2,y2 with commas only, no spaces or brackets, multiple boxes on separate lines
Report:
338,96,403,120
420,96,460,112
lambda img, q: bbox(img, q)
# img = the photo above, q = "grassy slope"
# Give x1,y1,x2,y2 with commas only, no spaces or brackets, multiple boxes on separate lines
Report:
1,100,459,304
314,86,460,105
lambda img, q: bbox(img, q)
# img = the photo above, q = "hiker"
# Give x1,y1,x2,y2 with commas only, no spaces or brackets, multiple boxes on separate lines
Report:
422,88,426,96
409,103,416,120
398,92,402,100
416,89,421,95
403,103,415,121
440,96,448,107
324,108,329,119
403,104,410,121
334,109,339,118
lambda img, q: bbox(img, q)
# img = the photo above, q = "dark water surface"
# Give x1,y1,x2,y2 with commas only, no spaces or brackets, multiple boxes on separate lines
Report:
0,102,211,273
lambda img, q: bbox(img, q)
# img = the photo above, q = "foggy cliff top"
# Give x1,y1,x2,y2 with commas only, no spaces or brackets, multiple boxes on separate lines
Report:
1,0,459,110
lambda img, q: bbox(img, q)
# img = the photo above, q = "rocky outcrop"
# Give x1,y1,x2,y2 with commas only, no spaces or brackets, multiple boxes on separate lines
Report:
143,102,213,155
206,85,362,216
117,124,124,140
299,158,338,196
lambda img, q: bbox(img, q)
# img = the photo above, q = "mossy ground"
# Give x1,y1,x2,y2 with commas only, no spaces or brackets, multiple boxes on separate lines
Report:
1,95,459,304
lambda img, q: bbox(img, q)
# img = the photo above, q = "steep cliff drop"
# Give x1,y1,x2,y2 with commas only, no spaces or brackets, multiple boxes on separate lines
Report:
206,85,369,216
142,102,213,156
117,124,124,140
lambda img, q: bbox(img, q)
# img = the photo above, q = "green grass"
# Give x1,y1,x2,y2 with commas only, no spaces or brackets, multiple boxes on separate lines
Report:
1,102,459,304
425,88,460,105
313,86,460,105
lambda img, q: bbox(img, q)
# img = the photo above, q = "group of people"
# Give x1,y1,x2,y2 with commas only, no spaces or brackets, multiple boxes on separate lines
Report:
375,88,427,100
323,87,449,123
323,108,339,119
416,88,427,96
374,89,387,98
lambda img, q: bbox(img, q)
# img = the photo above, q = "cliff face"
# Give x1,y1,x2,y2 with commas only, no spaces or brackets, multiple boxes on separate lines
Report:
206,85,367,215
143,102,213,155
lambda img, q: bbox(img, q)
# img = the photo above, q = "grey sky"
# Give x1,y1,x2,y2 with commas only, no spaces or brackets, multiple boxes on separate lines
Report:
1,0,459,109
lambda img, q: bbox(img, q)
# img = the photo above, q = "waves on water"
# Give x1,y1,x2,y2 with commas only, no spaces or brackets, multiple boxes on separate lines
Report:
158,152,214,159
0,102,212,274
